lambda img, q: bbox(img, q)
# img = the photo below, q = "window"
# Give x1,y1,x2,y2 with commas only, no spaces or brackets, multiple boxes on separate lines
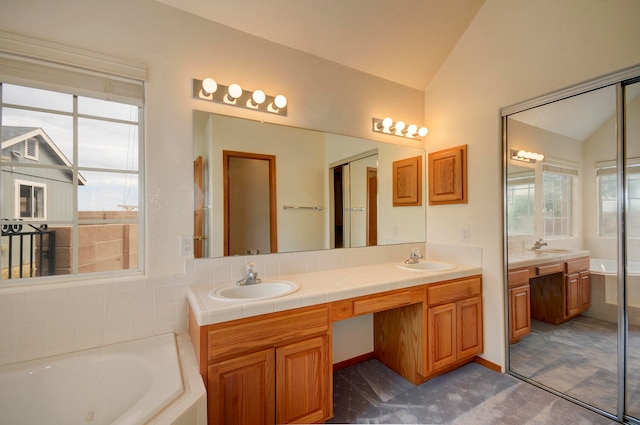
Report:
598,166,640,237
0,40,145,281
15,180,46,219
542,166,575,238
598,172,617,237
507,171,535,235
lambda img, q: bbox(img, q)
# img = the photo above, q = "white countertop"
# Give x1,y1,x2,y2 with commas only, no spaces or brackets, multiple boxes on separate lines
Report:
187,261,482,326
508,249,590,269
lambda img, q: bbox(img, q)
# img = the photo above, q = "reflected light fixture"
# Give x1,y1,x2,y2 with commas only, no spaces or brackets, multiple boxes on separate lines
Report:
372,117,428,140
193,78,287,116
511,149,544,163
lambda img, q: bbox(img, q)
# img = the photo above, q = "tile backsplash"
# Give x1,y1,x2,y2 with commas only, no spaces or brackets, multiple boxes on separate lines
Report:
0,241,482,367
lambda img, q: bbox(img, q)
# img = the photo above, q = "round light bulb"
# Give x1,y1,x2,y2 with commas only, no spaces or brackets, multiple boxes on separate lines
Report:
536,153,545,161
418,127,428,137
407,124,418,135
202,78,217,96
517,150,526,158
395,121,406,132
252,90,266,105
228,83,243,99
274,94,287,109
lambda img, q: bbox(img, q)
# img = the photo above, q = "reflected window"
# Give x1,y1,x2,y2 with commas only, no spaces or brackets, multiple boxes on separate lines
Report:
507,172,535,235
598,165,640,237
542,166,575,237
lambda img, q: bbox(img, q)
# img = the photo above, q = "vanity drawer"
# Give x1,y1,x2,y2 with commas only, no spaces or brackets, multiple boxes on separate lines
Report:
427,277,481,306
207,305,330,362
566,257,590,274
535,262,564,276
353,289,423,316
508,269,530,288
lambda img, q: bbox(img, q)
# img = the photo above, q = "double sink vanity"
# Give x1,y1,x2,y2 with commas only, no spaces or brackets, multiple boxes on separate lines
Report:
508,248,591,344
187,258,483,424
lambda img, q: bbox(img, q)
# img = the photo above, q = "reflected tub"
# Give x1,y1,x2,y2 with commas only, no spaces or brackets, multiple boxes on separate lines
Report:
590,258,640,308
0,333,183,425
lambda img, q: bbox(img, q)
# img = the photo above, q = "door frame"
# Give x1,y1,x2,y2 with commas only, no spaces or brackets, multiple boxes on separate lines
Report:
223,150,277,256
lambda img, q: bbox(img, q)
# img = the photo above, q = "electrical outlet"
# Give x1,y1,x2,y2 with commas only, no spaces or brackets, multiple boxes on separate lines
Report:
180,235,193,257
461,227,470,243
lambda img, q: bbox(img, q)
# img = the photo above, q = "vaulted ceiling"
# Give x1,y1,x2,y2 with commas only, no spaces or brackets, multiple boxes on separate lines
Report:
154,0,486,91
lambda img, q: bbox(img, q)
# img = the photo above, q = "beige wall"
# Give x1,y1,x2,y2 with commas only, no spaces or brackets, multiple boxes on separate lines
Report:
0,0,424,279
424,0,640,367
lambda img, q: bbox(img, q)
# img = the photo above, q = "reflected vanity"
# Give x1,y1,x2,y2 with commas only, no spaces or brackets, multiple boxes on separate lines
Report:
193,111,426,258
504,73,640,422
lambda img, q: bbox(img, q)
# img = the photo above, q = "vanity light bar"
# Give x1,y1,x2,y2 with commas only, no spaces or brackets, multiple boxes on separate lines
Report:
372,117,428,140
192,78,288,116
511,149,545,163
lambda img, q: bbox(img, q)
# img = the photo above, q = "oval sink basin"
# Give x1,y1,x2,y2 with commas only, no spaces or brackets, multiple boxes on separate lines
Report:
397,261,456,272
209,280,299,302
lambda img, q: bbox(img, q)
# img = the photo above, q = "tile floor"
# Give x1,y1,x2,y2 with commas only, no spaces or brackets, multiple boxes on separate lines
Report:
329,360,619,424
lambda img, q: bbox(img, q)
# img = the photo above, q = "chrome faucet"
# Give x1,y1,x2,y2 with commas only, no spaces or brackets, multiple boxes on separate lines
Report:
531,238,548,250
237,262,262,286
405,248,424,264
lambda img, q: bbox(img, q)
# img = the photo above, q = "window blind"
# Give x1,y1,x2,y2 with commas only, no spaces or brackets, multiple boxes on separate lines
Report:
0,31,145,106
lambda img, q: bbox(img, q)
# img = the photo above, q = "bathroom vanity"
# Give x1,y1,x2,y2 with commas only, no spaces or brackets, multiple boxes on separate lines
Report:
508,250,590,343
187,262,483,425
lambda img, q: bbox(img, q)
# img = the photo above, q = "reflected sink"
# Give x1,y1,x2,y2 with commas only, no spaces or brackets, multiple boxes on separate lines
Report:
397,261,456,272
528,248,572,254
209,280,299,302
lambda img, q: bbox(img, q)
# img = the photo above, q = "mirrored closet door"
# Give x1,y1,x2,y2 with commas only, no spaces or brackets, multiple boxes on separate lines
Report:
503,67,640,423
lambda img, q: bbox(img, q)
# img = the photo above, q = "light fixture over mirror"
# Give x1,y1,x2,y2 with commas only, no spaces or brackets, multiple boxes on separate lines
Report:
510,149,544,163
193,78,288,116
372,117,428,140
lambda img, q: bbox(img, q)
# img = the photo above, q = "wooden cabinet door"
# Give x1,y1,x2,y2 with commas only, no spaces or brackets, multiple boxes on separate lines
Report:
457,296,483,359
428,303,456,372
579,271,591,311
208,349,275,425
565,273,580,317
509,285,531,342
276,336,331,424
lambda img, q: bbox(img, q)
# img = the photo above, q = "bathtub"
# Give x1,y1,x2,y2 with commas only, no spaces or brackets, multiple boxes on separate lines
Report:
590,258,640,309
590,258,640,275
0,333,183,425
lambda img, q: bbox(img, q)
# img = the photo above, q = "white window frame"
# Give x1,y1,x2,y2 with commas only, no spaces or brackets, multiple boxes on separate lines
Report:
507,171,536,236
541,165,577,239
0,31,147,282
14,179,47,220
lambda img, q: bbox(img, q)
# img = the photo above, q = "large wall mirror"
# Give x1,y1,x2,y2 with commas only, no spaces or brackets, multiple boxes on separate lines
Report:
504,69,640,421
193,111,426,258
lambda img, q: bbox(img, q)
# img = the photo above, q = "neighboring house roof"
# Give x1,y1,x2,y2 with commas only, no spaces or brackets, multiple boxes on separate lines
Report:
1,126,87,185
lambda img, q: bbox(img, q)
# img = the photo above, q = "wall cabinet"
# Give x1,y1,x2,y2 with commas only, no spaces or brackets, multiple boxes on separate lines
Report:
190,305,332,425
